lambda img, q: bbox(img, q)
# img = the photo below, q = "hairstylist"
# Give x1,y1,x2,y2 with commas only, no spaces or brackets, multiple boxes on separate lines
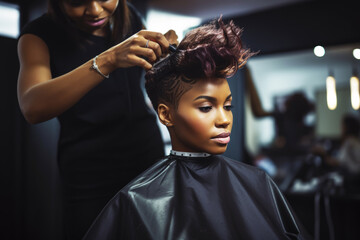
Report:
17,0,177,239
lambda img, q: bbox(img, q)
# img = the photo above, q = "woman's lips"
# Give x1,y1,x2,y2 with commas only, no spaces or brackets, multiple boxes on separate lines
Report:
211,132,231,144
85,18,107,27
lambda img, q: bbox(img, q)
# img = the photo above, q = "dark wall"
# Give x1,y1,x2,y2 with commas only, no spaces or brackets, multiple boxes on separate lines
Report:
223,68,246,162
221,0,360,55
0,35,25,240
0,1,62,239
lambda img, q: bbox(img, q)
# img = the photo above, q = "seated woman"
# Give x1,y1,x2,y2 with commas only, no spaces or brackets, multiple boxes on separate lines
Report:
83,18,311,240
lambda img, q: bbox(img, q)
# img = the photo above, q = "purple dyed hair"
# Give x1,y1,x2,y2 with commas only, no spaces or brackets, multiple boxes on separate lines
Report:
145,17,255,111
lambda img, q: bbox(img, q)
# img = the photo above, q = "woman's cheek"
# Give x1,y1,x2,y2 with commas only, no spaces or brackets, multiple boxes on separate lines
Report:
186,114,212,136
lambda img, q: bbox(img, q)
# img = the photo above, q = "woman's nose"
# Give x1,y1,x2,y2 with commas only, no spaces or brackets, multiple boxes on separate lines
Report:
215,108,232,128
85,1,103,16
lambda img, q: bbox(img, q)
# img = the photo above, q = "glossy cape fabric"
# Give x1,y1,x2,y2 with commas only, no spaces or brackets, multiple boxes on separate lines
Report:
83,155,311,240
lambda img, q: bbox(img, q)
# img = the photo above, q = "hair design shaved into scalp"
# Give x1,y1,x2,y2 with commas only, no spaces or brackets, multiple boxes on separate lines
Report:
145,17,255,111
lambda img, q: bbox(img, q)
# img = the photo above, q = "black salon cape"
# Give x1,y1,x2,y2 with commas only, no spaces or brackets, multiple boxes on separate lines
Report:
83,154,310,240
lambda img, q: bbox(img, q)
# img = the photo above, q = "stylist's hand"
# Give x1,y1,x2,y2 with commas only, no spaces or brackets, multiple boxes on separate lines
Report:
108,30,171,70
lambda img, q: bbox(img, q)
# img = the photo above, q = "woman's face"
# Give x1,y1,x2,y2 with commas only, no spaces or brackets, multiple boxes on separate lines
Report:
62,0,119,36
169,78,233,155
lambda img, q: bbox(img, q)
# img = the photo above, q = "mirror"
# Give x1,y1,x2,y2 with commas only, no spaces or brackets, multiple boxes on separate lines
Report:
245,43,360,191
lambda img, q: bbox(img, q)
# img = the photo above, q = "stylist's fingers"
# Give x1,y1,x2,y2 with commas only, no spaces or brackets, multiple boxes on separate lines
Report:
109,30,170,70
137,30,170,54
133,41,158,63
127,54,152,70
144,39,162,59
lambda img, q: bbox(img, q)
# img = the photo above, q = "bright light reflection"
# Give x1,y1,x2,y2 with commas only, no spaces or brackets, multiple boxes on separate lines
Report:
314,45,325,57
146,10,201,41
326,76,337,110
0,2,20,38
353,49,360,60
350,76,360,110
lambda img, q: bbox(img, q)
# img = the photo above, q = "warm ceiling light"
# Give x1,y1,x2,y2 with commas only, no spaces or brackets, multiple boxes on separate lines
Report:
353,49,360,60
350,76,360,110
326,75,337,110
314,45,325,57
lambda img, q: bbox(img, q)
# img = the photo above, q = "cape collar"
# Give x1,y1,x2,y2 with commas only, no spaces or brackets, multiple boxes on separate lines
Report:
170,150,211,158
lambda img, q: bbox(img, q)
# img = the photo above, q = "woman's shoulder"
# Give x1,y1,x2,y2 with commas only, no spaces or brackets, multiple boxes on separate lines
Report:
120,156,175,193
219,155,269,179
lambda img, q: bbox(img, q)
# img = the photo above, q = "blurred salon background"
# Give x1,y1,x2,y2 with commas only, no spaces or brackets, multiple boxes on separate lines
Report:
1,0,359,239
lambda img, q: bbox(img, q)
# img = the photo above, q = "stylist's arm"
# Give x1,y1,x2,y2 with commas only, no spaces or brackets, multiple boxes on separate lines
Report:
18,30,172,124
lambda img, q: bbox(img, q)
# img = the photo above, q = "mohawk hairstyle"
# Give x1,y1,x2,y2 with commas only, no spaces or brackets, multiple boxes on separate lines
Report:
145,17,255,111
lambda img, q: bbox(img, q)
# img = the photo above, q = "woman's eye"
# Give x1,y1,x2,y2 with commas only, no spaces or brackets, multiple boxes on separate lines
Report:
224,105,233,111
199,106,212,113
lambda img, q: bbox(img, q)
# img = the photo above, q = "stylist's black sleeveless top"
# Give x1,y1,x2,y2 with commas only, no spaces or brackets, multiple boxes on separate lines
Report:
20,6,165,200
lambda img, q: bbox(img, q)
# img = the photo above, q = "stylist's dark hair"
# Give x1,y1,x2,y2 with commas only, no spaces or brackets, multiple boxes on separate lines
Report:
47,0,131,44
145,17,255,111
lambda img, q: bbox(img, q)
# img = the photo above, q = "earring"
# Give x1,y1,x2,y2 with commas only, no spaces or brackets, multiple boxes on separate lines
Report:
165,122,169,126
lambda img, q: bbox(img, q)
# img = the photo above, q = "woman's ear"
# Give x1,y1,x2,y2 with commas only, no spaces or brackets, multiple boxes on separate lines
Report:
157,103,174,127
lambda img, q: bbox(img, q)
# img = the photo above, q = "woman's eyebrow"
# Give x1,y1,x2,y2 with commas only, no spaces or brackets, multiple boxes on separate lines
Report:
193,94,232,102
193,96,216,102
